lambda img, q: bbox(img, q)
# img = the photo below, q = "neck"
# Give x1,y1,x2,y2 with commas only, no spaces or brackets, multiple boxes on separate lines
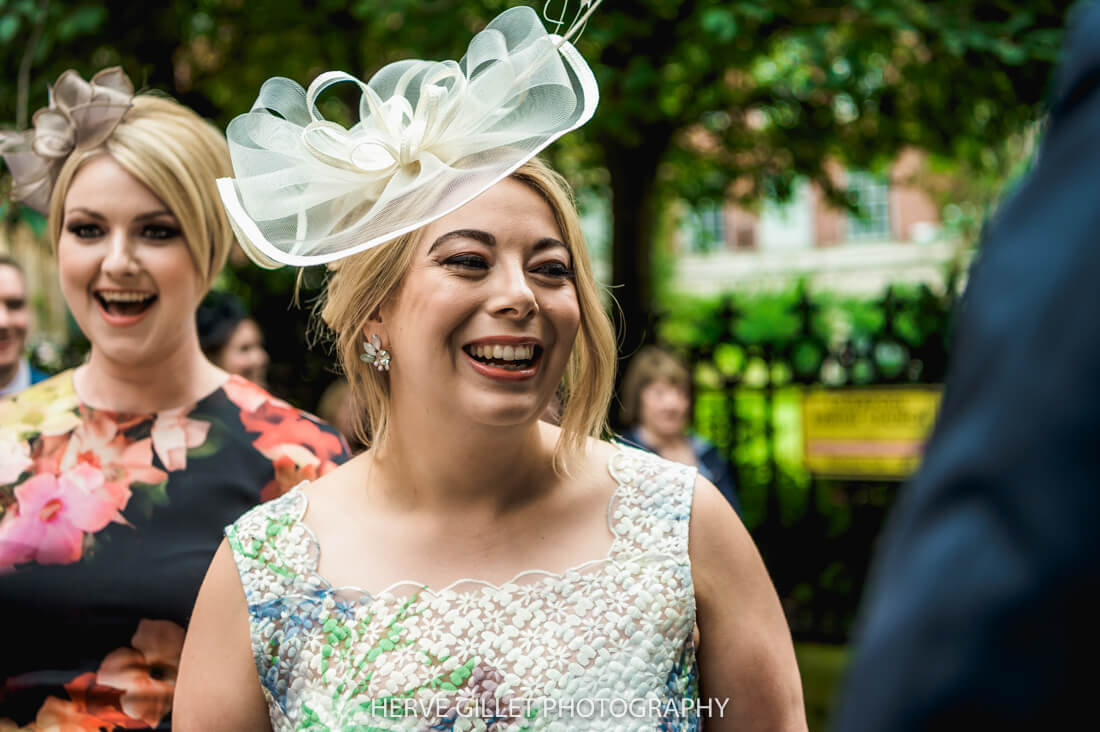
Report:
372,410,557,516
0,361,18,391
636,424,688,453
76,333,224,413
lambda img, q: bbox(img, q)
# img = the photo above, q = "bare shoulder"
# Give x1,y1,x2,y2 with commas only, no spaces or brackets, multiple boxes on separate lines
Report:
297,450,371,515
176,540,271,730
687,473,808,731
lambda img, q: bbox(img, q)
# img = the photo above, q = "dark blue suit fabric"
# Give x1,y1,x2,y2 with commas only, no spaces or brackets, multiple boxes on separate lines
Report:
833,6,1100,730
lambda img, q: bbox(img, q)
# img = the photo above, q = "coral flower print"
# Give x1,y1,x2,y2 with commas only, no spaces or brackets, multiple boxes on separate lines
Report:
0,465,127,570
258,443,339,501
59,412,167,488
222,374,290,413
242,402,345,462
0,366,349,728
149,409,209,472
96,619,186,728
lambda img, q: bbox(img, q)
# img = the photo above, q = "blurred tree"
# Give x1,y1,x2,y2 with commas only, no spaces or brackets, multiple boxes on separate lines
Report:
0,0,1078,371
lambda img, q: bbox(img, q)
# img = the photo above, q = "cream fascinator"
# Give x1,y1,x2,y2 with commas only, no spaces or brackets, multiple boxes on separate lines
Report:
218,2,602,269
0,67,134,214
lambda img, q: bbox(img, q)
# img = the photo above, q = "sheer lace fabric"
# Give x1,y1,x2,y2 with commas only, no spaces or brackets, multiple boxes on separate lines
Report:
227,445,700,730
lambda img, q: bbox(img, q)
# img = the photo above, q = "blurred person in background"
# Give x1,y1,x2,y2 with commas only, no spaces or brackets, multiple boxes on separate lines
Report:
316,377,364,454
0,256,47,395
0,67,348,730
834,4,1100,730
196,289,269,387
620,345,742,515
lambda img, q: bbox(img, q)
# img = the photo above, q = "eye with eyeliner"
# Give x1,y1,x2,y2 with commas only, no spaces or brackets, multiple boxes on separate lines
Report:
531,260,574,279
440,253,490,270
67,222,104,239
142,224,181,241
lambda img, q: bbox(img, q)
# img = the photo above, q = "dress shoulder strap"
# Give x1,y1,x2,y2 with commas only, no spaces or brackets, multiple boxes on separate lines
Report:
225,487,321,603
607,444,697,560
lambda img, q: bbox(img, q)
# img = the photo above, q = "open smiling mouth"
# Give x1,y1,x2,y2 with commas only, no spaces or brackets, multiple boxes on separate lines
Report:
95,291,158,317
462,343,542,371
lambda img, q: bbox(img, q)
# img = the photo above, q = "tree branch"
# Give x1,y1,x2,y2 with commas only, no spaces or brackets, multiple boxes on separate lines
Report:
16,0,50,130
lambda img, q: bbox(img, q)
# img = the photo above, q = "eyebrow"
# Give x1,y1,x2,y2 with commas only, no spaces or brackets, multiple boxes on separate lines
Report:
427,229,569,255
65,207,178,223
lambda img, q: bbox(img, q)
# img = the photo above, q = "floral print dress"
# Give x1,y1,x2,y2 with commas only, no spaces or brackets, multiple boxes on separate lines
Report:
228,445,701,731
0,372,349,731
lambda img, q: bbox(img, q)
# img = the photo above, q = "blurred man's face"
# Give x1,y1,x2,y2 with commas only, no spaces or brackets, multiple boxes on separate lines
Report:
0,265,29,379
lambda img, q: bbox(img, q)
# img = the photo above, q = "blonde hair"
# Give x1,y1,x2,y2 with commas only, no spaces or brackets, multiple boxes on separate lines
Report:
47,95,234,290
618,345,692,427
320,157,617,467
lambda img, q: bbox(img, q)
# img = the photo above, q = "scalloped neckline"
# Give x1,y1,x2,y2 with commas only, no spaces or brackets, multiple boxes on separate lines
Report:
282,443,653,600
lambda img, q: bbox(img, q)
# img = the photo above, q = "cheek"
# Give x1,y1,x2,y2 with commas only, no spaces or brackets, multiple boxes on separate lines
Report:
152,251,204,301
544,291,581,342
56,241,94,296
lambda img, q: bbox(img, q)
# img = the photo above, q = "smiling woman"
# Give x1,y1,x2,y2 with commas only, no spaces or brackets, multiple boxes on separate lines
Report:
174,4,807,731
0,68,349,730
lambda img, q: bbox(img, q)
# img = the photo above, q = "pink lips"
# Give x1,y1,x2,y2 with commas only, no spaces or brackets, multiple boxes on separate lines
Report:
94,291,156,328
463,337,542,382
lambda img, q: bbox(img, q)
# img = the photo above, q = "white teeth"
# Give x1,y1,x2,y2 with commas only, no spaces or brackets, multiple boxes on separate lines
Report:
98,291,153,303
468,344,536,361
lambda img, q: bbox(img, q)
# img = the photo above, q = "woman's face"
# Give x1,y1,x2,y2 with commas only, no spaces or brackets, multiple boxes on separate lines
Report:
379,177,580,429
639,378,692,440
215,319,269,386
58,155,204,368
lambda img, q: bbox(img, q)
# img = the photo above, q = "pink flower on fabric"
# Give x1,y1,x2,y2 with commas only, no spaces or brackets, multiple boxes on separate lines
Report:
96,619,186,728
150,408,210,472
60,412,167,488
222,374,290,413
31,433,70,476
0,464,128,570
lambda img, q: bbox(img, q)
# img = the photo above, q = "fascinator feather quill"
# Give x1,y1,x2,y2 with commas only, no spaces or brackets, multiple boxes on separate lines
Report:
217,1,603,269
0,67,134,214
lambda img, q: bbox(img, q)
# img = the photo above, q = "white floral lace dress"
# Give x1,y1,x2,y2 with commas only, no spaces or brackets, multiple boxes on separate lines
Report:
226,445,701,731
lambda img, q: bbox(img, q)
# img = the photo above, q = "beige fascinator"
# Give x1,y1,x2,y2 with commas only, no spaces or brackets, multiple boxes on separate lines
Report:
217,1,602,269
0,67,134,214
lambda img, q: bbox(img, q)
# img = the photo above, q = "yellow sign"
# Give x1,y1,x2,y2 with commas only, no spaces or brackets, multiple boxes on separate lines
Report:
802,387,941,479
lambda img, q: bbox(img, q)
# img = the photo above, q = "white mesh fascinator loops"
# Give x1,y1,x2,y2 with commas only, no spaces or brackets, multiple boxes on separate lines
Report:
218,4,600,268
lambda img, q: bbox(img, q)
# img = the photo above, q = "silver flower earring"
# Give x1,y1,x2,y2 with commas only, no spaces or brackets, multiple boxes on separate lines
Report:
360,334,391,371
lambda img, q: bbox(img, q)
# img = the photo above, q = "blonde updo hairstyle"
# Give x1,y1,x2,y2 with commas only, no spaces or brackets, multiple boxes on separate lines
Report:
321,157,617,466
47,94,235,290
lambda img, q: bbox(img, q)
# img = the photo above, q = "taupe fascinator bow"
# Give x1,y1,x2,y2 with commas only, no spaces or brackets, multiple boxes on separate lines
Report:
0,67,134,213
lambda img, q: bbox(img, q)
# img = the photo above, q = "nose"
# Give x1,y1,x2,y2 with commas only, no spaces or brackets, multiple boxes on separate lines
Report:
489,260,538,320
102,230,139,278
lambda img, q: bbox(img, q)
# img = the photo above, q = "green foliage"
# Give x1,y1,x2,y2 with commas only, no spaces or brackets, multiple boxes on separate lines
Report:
0,0,1070,403
795,642,850,731
661,280,957,641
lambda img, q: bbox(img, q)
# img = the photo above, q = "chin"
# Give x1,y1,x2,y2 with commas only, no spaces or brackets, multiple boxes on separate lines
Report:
463,397,544,429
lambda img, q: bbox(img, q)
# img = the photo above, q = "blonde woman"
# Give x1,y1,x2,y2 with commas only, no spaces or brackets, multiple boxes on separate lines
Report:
0,68,349,730
177,5,806,730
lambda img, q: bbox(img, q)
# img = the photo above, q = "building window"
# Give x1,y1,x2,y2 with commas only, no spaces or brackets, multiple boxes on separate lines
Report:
685,202,725,253
846,172,890,241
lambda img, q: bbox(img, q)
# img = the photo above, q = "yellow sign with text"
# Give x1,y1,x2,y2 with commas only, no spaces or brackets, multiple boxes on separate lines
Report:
802,387,942,479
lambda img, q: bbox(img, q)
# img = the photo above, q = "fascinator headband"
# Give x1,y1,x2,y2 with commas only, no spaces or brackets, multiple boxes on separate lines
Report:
218,1,602,269
0,67,134,214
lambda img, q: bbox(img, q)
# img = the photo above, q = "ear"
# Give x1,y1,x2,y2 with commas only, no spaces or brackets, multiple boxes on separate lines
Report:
362,305,387,345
